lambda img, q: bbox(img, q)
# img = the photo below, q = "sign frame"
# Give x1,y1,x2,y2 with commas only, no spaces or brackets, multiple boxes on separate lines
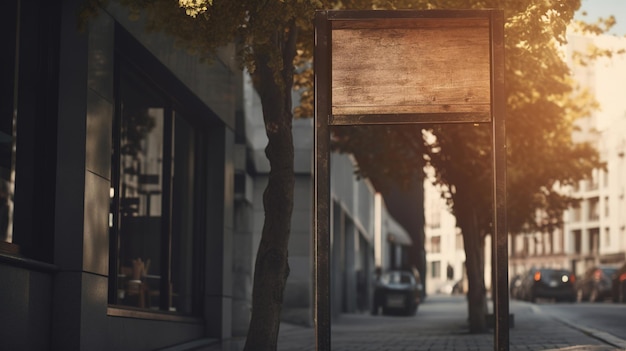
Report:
314,9,508,351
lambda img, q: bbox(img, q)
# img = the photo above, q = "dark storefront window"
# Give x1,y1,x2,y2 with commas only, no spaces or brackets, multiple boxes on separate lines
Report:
1,0,59,260
0,0,18,246
110,62,202,315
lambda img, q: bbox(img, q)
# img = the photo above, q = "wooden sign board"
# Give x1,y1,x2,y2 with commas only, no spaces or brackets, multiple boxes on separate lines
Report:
315,9,507,351
325,11,494,125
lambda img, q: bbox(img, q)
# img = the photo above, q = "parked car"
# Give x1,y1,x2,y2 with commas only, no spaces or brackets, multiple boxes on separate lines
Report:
612,262,626,303
576,265,618,302
518,268,576,303
372,270,421,316
509,274,523,300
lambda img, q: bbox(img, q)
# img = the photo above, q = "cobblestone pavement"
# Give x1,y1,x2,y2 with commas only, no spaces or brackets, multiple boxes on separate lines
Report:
201,295,626,351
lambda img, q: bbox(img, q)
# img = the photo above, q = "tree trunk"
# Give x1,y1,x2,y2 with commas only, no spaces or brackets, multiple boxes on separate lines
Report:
455,192,488,333
244,25,297,351
463,224,488,332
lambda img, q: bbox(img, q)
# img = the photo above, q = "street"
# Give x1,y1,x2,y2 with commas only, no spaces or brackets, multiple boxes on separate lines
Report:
539,300,626,344
324,295,626,350
206,295,626,350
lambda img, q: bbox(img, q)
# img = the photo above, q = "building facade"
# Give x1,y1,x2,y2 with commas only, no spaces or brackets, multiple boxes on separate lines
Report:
1,2,419,350
562,33,626,275
423,178,467,295
508,32,626,280
0,0,420,351
1,1,239,349
330,152,412,318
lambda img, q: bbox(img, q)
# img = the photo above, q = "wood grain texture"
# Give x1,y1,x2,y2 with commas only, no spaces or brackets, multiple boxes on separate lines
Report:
331,18,491,116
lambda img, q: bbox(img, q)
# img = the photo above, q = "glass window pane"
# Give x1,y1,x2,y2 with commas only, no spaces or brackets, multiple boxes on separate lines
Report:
116,69,165,310
171,113,195,314
111,58,203,314
0,0,17,244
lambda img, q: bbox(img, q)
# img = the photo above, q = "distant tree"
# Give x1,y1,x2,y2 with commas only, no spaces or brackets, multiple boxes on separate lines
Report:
332,0,615,333
83,0,620,347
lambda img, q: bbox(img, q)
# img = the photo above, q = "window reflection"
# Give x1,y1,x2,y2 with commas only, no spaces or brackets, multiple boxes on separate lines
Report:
171,114,195,314
0,0,17,244
0,178,14,243
111,65,198,314
117,103,163,309
0,116,14,244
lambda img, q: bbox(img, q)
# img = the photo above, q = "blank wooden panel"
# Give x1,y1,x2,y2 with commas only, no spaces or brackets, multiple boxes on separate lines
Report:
331,18,491,117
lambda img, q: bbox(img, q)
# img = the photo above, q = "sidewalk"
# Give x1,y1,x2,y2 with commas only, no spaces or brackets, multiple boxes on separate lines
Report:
202,295,626,351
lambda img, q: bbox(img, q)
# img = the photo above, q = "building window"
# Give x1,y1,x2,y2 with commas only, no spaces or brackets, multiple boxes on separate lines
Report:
588,197,599,221
604,196,609,217
431,261,441,279
1,0,59,260
0,0,18,246
588,169,599,191
431,236,441,253
571,202,581,222
553,230,561,254
429,204,441,229
455,229,463,250
573,230,582,254
109,60,204,315
589,228,599,254
604,227,610,247
541,233,548,255
522,236,529,256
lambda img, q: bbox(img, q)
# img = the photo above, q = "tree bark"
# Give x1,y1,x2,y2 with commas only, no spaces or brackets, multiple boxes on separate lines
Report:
455,188,488,334
244,24,297,351
462,219,488,332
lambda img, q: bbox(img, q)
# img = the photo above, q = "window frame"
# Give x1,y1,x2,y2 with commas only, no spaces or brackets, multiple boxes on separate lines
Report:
108,25,213,317
1,0,60,262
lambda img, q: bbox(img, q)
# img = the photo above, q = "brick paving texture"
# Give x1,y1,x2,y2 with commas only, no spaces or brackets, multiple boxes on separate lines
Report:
200,295,625,351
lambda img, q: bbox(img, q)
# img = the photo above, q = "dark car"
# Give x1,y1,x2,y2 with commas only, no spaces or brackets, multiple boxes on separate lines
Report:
372,270,421,316
612,262,626,303
518,268,576,303
509,274,523,300
576,265,617,302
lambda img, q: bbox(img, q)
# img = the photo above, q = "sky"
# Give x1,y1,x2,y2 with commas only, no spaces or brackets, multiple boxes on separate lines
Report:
577,0,626,36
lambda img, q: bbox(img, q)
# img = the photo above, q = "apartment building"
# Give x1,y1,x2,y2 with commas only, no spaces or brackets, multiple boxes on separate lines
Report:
563,33,626,276
423,177,467,295
509,33,626,278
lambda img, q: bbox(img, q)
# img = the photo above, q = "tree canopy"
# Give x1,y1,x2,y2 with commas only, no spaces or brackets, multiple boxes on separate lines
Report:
331,0,611,332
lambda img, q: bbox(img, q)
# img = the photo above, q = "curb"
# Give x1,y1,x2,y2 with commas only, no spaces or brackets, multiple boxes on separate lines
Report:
555,318,626,350
531,304,626,350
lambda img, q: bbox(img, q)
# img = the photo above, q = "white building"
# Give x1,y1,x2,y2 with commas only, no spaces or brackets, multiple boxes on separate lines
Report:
423,176,467,295
562,33,626,275
428,32,626,291
508,33,626,280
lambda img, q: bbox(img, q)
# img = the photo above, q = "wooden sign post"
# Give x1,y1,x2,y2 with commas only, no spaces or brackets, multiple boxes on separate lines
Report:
314,9,507,351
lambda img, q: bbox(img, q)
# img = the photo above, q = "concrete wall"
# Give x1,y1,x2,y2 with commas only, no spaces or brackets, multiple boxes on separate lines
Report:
0,0,238,349
0,263,54,350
